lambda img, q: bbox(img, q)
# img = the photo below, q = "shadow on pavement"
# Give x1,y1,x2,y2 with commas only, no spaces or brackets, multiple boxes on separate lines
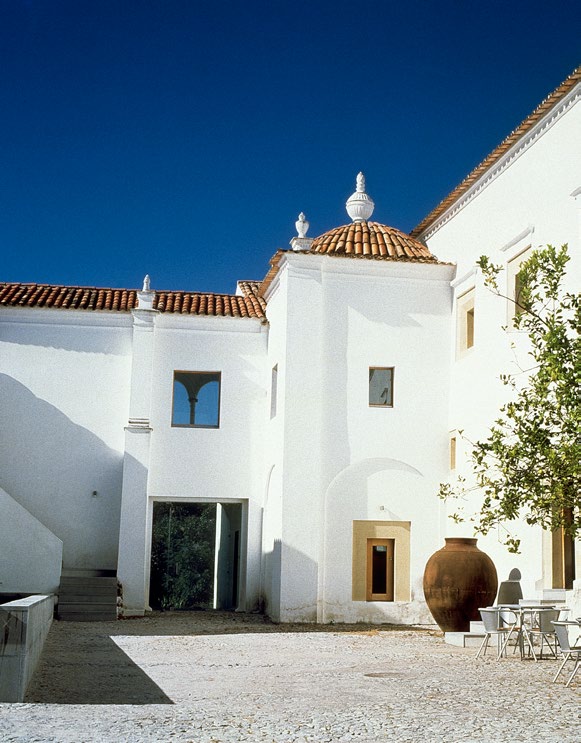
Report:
25,611,432,704
25,634,172,704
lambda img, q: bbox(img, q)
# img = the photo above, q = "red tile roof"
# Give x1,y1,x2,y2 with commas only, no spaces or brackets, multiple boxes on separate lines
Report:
0,281,266,319
310,221,438,262
154,281,266,318
411,64,581,238
0,283,137,311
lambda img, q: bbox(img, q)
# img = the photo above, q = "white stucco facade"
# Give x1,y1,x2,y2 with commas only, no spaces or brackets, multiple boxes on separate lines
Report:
1,68,579,622
418,77,581,600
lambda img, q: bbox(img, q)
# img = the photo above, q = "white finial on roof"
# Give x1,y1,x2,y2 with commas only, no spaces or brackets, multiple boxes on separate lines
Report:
136,274,155,312
290,212,314,252
295,212,309,238
346,171,375,222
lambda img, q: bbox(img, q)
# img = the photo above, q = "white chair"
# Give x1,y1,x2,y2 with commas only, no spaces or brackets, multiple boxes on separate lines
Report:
477,607,517,659
552,621,581,687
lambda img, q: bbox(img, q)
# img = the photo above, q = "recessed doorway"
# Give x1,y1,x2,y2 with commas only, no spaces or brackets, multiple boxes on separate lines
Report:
149,501,244,611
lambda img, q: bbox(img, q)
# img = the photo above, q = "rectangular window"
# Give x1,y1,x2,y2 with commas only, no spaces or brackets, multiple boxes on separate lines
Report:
456,288,475,357
352,520,410,602
450,434,457,470
369,367,394,407
507,246,532,327
172,371,221,428
366,539,395,601
270,365,278,418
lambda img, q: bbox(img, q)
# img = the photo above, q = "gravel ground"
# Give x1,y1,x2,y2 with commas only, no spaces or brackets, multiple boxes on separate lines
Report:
1,611,579,742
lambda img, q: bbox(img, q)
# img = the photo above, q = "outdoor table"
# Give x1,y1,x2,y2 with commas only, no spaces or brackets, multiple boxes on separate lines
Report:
498,604,558,661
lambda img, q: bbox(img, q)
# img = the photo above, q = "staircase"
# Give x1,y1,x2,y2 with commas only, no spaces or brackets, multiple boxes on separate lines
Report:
57,575,118,621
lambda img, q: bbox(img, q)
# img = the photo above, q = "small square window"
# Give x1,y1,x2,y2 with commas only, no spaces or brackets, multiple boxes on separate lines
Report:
172,371,221,428
369,367,394,407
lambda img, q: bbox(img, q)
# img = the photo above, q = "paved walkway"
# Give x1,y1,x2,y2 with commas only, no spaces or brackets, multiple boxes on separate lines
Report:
1,611,579,742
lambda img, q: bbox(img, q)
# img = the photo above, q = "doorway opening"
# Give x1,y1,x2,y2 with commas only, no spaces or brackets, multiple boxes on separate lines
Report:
150,502,216,610
149,501,244,611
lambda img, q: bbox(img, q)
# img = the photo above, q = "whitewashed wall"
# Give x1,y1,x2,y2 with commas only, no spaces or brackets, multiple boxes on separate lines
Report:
265,253,454,622
118,311,268,613
421,87,581,594
0,488,63,594
0,308,132,572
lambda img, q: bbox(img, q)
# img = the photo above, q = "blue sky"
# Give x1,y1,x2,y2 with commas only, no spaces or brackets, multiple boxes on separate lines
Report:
1,1,580,294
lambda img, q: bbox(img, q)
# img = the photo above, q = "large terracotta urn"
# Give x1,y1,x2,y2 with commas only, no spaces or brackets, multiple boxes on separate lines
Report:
423,537,498,632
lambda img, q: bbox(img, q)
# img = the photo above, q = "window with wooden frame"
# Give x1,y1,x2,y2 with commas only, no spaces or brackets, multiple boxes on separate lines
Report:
456,288,475,357
352,521,410,602
172,371,221,428
450,433,457,470
366,539,395,601
369,367,394,407
507,246,532,327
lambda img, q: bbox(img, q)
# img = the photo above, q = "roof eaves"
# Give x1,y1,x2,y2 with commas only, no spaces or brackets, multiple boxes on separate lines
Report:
410,64,581,238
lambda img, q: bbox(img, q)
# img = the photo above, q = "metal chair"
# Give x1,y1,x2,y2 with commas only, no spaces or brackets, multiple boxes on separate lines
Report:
552,621,581,686
477,607,517,659
528,608,559,659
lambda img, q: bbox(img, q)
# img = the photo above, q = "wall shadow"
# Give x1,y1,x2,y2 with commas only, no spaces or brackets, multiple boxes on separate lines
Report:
25,632,172,705
0,374,123,569
1,318,131,355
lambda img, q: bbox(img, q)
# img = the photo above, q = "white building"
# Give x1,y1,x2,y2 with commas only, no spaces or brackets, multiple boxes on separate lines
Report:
1,66,579,623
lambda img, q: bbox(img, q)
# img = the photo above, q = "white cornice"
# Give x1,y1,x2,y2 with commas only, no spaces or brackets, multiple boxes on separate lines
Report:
154,313,265,333
421,83,581,241
451,267,477,290
499,225,535,253
285,251,455,284
0,306,133,329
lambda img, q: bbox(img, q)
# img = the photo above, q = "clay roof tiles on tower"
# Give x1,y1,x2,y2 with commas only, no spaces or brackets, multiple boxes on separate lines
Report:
310,221,438,262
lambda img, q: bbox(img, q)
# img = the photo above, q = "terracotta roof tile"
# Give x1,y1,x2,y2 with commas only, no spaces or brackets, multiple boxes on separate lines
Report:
309,221,439,262
411,65,581,237
0,283,138,312
0,281,267,320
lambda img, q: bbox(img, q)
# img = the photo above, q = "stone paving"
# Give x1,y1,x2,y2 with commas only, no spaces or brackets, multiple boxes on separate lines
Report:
1,611,579,742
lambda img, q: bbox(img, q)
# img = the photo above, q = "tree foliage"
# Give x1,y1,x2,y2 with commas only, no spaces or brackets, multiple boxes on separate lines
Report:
439,245,580,552
150,503,216,609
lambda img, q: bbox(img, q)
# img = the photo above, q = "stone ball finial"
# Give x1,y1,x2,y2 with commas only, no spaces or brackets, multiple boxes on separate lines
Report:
346,171,375,222
295,212,309,238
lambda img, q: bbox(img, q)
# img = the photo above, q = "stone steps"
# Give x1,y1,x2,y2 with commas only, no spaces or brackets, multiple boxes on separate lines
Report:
58,575,118,621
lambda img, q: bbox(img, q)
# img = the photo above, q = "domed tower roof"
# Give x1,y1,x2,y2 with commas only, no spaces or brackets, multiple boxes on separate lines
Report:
309,173,438,262
310,220,437,262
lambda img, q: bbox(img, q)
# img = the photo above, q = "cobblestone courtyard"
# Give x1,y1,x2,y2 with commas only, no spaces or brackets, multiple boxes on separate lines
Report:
1,611,579,742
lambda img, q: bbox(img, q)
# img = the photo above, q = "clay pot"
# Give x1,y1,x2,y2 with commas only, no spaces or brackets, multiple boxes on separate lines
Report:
423,537,498,632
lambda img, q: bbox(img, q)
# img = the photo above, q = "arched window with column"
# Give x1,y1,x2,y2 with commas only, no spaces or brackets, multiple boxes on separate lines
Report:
172,371,221,428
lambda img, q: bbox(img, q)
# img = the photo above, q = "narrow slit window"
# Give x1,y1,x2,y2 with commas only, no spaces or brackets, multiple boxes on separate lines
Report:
450,435,457,470
507,246,532,327
456,288,475,357
466,308,474,349
270,364,278,418
369,367,394,407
